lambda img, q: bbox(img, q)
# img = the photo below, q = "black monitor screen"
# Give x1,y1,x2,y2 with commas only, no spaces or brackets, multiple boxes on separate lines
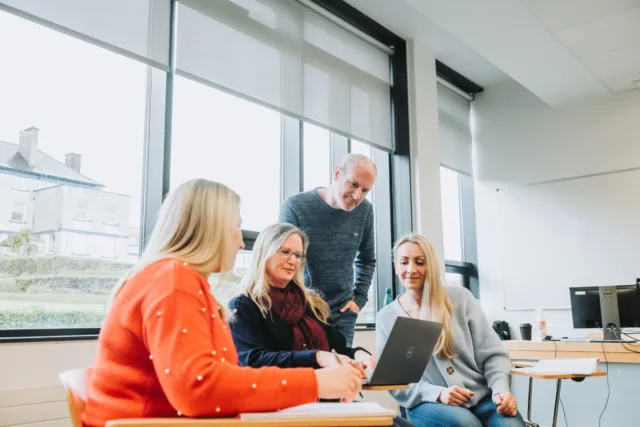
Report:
617,285,640,328
570,287,602,329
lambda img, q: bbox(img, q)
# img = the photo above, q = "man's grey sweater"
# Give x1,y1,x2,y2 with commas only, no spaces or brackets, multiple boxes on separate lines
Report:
376,286,511,409
279,190,376,311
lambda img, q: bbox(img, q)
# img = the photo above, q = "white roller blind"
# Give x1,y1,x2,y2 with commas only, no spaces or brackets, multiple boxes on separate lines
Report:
0,0,171,69
176,0,392,150
438,83,472,175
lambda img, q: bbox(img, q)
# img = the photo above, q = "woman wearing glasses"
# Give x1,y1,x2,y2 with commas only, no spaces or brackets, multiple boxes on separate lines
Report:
228,222,376,372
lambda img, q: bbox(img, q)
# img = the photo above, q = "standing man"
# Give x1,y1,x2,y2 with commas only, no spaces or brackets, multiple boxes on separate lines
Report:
279,153,377,346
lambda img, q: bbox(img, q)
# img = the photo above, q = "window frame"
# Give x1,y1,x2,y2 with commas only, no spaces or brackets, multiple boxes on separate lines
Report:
442,170,479,298
0,0,411,342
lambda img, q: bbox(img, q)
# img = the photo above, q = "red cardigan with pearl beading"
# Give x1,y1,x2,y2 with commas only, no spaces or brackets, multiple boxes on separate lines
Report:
83,259,318,427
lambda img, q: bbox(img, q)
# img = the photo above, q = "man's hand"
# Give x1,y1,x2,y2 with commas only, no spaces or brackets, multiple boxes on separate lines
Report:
493,392,518,417
340,300,360,314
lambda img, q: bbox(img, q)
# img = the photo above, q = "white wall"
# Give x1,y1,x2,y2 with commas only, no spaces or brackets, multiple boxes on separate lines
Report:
472,81,640,336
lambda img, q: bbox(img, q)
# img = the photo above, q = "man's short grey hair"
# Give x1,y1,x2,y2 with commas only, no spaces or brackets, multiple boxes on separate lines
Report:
339,153,377,175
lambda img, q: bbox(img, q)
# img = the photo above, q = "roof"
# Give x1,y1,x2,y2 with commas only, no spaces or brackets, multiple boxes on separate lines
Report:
0,140,102,187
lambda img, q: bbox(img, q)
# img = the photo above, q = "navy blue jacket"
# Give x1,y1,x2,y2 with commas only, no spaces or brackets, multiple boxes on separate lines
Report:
228,294,364,369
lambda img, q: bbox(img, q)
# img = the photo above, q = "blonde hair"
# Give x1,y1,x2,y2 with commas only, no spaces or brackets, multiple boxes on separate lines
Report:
241,223,330,322
393,234,455,360
110,179,240,301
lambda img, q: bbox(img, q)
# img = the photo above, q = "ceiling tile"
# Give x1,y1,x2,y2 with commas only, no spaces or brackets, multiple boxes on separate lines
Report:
604,71,640,92
582,43,640,80
521,0,640,32
556,7,640,58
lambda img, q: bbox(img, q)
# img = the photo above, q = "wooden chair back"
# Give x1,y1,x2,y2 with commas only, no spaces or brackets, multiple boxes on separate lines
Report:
59,367,92,427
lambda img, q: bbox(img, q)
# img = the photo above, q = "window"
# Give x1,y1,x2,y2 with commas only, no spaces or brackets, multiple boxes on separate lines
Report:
11,201,26,222
0,10,145,330
440,166,463,261
0,0,410,340
303,123,331,191
210,250,253,308
104,202,119,225
170,76,281,232
440,165,478,296
75,199,91,221
445,272,463,287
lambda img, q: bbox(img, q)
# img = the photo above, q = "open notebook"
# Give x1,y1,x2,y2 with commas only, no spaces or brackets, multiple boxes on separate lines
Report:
239,402,396,421
515,358,599,375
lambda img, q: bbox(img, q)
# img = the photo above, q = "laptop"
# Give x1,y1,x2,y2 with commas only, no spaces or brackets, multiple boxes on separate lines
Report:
363,317,443,386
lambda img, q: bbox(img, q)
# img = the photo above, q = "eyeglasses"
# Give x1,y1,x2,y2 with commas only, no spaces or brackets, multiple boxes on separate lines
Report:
277,248,306,263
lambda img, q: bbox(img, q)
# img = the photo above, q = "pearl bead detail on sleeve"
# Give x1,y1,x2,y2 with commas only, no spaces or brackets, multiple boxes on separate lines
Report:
182,329,188,334
197,375,203,381
252,383,257,389
282,380,287,385
216,407,221,413
164,368,170,374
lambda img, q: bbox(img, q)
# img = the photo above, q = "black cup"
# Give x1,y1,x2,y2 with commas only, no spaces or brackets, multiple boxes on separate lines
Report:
520,323,532,341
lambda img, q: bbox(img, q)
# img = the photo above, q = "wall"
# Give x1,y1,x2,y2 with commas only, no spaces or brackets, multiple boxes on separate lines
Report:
472,80,640,335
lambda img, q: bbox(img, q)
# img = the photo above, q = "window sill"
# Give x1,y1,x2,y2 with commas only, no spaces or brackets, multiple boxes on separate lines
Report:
103,222,119,226
0,328,100,343
73,218,92,223
355,323,376,331
9,220,27,224
71,252,89,256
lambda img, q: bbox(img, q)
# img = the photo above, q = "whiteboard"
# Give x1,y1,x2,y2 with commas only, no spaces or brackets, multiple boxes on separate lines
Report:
497,168,640,309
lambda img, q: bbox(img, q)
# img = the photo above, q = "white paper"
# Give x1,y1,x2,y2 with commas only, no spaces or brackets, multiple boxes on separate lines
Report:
517,358,599,375
239,402,396,420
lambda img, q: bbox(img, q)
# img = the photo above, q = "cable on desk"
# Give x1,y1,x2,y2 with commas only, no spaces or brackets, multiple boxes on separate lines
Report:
598,340,610,427
613,329,640,354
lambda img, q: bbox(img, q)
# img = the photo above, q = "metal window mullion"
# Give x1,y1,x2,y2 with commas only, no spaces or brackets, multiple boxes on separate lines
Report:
140,70,170,250
141,0,177,250
373,150,393,311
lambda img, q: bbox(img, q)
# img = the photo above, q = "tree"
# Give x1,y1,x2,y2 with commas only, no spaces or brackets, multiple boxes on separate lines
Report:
5,229,37,255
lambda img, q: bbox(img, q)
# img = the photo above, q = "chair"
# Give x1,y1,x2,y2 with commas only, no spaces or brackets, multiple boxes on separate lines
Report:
58,368,394,427
59,367,93,427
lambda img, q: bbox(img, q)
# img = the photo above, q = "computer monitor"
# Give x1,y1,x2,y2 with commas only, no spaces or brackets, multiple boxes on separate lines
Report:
570,284,640,341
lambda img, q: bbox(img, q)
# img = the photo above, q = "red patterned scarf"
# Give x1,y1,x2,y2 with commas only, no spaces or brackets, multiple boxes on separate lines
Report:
270,282,330,351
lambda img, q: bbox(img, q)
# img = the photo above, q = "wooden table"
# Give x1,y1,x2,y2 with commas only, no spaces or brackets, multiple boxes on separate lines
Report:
107,416,394,427
362,384,409,391
510,363,606,427
504,340,640,363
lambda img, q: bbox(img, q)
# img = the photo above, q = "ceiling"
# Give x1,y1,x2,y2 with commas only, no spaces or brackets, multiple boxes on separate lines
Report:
522,0,640,94
345,0,640,107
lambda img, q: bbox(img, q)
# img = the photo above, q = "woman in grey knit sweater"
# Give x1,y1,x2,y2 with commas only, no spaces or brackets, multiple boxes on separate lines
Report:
376,234,525,427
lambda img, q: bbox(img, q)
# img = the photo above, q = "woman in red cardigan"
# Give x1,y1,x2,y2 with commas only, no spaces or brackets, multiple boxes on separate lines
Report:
83,179,363,427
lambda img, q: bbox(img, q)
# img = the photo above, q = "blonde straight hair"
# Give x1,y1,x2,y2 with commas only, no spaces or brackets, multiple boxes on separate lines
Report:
393,234,455,360
241,223,330,322
110,179,240,302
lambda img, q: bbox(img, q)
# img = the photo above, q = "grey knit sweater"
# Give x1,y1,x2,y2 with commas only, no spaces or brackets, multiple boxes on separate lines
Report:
375,286,511,409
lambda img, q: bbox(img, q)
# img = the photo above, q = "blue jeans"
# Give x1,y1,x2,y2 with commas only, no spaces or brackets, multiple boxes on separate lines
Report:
330,308,358,347
408,395,526,427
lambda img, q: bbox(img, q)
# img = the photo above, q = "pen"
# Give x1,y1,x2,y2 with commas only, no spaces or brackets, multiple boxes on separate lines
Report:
331,349,364,399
